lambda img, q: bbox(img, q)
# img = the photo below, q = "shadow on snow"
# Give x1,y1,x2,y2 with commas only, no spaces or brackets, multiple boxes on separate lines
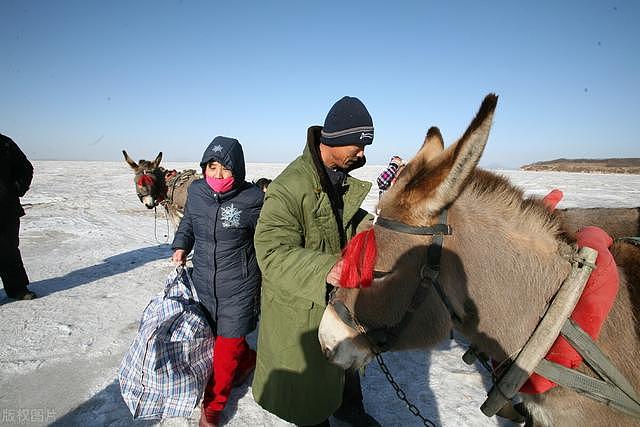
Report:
1,245,171,304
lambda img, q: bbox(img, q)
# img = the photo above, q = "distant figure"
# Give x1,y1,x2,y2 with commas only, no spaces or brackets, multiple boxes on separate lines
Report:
376,155,404,197
0,133,36,300
253,177,272,192
171,136,264,426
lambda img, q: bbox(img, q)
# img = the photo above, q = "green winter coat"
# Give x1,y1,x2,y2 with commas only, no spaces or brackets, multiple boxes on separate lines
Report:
252,138,372,425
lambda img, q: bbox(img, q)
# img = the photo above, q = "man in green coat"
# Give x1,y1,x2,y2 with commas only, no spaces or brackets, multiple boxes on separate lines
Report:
252,96,379,426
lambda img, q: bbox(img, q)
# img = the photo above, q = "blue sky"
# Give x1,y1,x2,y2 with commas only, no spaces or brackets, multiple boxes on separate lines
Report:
1,1,639,168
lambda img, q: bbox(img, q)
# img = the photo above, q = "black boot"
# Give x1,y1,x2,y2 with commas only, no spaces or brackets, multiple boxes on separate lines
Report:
6,289,37,300
332,370,380,427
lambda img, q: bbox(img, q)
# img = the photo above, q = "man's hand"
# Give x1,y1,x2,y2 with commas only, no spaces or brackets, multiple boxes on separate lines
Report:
326,260,344,287
172,249,187,265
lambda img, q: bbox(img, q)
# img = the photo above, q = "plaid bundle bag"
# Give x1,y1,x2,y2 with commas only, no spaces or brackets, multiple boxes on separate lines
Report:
119,266,215,419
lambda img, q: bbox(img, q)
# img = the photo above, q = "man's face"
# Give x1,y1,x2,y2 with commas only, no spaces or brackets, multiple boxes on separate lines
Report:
330,144,366,170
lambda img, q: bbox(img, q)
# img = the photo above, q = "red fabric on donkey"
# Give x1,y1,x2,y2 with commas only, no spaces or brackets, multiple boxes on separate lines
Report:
521,225,620,393
339,228,377,288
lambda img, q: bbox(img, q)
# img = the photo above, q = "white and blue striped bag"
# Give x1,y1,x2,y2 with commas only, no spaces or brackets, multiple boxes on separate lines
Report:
118,266,215,419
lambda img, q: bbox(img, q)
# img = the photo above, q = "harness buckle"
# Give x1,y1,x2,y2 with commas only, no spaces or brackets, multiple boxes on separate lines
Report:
420,264,439,281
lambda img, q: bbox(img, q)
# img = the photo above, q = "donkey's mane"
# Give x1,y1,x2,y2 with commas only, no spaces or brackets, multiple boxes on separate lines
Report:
466,168,567,241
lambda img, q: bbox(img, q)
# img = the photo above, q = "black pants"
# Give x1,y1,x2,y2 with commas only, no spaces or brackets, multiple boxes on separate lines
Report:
337,369,365,413
0,218,30,298
298,370,364,427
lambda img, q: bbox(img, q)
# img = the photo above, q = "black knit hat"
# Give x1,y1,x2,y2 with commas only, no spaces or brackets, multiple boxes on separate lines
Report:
320,96,374,147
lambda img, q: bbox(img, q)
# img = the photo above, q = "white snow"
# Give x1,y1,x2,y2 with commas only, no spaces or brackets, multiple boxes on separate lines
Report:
1,161,639,426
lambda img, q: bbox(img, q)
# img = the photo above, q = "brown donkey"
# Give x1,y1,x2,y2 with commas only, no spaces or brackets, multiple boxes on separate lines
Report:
318,95,639,426
123,150,199,227
558,207,639,240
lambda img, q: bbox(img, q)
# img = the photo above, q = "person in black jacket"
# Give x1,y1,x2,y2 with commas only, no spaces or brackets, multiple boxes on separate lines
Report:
253,177,272,192
0,133,36,300
171,136,263,427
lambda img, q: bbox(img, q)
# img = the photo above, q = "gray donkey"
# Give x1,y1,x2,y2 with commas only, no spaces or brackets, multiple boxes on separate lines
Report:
123,150,199,228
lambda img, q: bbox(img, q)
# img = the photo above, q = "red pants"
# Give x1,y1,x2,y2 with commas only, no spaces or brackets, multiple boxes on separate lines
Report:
202,336,255,415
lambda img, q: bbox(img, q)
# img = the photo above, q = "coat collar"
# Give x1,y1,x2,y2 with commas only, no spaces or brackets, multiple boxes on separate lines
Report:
301,126,372,245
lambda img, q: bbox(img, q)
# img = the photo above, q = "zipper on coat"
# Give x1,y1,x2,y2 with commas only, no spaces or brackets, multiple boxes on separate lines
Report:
211,195,220,321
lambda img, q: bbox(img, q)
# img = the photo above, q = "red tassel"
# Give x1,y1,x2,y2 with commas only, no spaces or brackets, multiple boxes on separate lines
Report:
137,174,155,187
339,229,377,288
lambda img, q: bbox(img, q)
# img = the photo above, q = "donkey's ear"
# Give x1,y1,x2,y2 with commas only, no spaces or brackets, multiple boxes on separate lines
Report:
153,152,163,168
402,94,498,216
421,127,445,162
123,150,138,169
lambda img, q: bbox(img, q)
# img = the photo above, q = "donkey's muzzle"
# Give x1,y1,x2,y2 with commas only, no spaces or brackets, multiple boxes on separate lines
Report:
318,303,373,370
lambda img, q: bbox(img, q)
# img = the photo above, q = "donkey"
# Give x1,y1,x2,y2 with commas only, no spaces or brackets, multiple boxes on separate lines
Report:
318,94,640,426
123,150,199,227
557,207,639,240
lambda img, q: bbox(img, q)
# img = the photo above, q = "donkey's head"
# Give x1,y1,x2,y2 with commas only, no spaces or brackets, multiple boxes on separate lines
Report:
123,150,167,209
318,94,499,370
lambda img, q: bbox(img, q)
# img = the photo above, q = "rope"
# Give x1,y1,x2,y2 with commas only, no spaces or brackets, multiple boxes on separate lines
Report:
153,206,170,244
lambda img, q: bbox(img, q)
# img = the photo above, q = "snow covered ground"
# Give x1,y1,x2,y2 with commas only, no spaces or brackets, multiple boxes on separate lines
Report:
1,160,639,427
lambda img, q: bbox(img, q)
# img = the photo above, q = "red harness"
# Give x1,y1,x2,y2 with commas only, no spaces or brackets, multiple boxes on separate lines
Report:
521,225,619,393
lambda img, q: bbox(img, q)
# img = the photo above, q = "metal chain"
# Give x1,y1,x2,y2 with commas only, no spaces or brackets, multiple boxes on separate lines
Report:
337,296,438,426
376,353,437,426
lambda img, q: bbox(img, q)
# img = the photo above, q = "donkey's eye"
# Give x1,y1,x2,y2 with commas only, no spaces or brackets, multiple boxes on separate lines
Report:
373,270,390,279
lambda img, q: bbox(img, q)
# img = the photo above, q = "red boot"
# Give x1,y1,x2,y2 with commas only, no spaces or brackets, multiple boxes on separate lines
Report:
199,408,220,427
232,348,256,387
201,336,253,421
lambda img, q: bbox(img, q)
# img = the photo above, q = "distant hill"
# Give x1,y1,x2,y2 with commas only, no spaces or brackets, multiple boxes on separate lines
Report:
520,158,640,174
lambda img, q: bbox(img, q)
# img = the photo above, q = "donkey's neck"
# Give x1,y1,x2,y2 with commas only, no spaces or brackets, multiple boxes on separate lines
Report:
445,180,572,361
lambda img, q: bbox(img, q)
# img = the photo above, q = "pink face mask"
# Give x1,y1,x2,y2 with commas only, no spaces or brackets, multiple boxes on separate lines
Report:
206,176,235,193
